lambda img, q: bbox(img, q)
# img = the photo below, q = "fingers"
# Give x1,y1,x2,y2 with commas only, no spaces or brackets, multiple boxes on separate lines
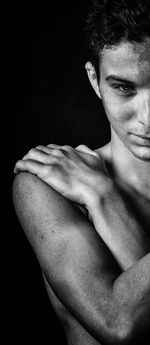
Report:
47,144,74,158
14,144,62,175
23,148,47,161
15,144,98,173
75,145,108,174
14,159,45,175
14,143,101,178
14,144,71,175
36,145,53,154
22,148,59,164
75,145,97,157
22,144,69,161
14,143,73,176
47,144,61,148
76,144,91,153
47,144,98,159
47,143,92,157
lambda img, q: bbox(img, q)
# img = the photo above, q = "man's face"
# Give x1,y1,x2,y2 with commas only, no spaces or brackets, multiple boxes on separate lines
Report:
99,39,150,161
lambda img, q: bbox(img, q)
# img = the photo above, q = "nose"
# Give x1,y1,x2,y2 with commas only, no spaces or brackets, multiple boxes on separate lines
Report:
136,91,150,131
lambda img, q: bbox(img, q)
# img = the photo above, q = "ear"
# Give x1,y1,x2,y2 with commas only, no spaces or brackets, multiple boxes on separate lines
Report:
85,62,101,99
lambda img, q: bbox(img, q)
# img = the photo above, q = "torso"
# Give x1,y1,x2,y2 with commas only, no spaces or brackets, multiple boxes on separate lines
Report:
97,143,150,235
43,143,150,345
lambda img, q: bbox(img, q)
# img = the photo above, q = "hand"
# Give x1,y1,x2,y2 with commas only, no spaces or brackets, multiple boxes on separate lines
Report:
14,144,110,206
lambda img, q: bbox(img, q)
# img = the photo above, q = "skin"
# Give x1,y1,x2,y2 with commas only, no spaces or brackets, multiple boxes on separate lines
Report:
86,40,150,161
13,39,150,344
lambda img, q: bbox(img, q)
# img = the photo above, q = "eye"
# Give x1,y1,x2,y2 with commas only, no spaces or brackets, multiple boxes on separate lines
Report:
112,84,136,95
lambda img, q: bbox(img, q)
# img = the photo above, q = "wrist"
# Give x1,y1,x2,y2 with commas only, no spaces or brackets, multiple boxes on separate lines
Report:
85,176,114,212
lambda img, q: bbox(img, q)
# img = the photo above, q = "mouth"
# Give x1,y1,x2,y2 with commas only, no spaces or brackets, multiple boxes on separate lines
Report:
133,134,150,140
130,133,150,146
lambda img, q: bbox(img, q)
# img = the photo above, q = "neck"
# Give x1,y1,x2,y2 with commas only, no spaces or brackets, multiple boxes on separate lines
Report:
110,132,150,199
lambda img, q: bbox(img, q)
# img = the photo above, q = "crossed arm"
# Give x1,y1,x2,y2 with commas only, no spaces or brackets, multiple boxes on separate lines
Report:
12,144,150,344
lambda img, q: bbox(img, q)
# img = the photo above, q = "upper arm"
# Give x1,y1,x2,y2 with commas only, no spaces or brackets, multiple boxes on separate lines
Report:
12,172,128,344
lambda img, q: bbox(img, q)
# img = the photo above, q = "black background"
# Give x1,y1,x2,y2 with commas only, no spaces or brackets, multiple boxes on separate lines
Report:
10,2,110,343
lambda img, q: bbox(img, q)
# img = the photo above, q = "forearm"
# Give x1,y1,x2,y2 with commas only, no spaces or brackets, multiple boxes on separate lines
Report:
88,180,150,270
87,183,150,335
111,252,150,340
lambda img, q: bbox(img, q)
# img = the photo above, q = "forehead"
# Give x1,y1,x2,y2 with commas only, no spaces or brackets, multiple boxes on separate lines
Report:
101,39,150,83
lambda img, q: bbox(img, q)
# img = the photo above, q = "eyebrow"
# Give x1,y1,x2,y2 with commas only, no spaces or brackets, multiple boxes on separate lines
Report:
106,75,136,86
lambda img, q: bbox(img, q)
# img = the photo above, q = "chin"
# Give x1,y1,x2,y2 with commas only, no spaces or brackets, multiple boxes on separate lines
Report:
131,146,150,161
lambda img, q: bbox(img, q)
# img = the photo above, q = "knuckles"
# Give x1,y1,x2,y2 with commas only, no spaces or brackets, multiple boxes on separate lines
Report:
19,144,102,170
51,148,65,157
28,148,35,154
62,145,72,151
76,144,88,150
61,145,74,154
28,144,74,158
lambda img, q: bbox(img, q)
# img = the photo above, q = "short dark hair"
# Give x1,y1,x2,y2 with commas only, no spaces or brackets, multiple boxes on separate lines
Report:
85,0,150,80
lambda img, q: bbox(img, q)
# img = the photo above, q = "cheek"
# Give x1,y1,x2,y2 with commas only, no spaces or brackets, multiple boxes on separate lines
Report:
102,94,134,127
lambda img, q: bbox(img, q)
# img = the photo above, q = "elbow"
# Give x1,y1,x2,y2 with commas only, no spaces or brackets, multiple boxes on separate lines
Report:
105,317,141,345
102,309,138,345
113,316,149,345
113,326,133,345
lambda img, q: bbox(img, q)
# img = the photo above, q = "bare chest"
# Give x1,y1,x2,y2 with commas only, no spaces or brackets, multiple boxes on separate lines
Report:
126,191,150,236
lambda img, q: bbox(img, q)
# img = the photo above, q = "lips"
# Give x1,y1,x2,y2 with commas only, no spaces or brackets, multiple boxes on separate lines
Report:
130,132,150,146
133,134,150,140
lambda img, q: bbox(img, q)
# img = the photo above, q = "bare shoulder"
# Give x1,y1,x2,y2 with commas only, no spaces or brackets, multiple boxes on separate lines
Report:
12,171,83,241
12,172,118,275
12,172,100,245
12,172,92,277
12,171,61,204
13,171,81,217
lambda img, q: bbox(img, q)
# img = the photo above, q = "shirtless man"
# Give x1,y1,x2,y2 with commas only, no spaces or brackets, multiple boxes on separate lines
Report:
12,0,150,344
